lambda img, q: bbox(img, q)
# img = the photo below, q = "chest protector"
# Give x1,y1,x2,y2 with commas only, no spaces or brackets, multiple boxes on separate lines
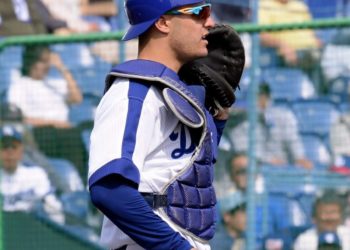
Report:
106,60,217,242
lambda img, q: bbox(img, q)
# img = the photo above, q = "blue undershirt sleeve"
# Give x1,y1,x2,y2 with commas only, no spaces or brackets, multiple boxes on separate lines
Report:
214,119,227,145
90,175,193,250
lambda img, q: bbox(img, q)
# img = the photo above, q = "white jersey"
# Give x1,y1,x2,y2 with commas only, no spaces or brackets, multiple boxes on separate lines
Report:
294,226,350,250
7,76,69,122
0,164,51,211
88,78,211,250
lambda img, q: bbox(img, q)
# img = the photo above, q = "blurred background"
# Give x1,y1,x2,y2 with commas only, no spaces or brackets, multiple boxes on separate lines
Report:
1,0,350,249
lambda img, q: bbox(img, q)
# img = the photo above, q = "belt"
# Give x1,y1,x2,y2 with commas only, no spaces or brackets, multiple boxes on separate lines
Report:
141,192,168,209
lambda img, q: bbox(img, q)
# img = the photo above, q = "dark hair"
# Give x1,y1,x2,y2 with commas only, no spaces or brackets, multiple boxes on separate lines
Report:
228,203,246,215
21,45,50,76
258,82,271,97
312,189,344,218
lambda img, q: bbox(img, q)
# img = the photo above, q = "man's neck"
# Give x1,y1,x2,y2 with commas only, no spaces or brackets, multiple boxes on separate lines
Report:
225,226,240,239
138,54,182,73
138,38,182,73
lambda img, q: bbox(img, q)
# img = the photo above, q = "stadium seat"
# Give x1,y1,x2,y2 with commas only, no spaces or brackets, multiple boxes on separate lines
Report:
60,191,90,220
51,44,95,69
81,128,92,152
304,0,342,19
328,75,350,103
259,47,281,68
233,68,250,109
262,68,316,102
261,165,313,195
69,93,100,125
48,158,85,193
303,0,342,43
0,46,22,95
300,133,332,169
72,63,111,96
262,225,312,250
291,99,339,137
338,101,350,114
0,46,23,68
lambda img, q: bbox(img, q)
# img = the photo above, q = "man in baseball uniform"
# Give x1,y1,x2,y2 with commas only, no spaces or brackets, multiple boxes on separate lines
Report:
0,125,63,223
88,0,245,249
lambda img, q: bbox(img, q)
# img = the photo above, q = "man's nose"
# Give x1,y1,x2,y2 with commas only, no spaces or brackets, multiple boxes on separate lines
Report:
205,16,215,28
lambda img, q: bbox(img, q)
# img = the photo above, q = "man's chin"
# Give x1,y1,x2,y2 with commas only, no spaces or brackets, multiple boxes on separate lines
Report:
194,50,209,60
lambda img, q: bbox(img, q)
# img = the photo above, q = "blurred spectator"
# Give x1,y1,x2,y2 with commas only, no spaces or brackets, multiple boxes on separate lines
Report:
229,83,313,169
329,108,350,175
8,45,82,128
214,151,264,198
330,112,350,159
344,190,350,228
210,192,246,250
0,102,65,191
0,0,73,36
211,2,250,24
7,45,88,180
38,0,119,64
0,124,64,223
294,189,350,250
321,28,350,83
258,0,321,68
214,152,307,247
80,0,117,19
35,0,72,35
40,0,113,33
0,0,46,36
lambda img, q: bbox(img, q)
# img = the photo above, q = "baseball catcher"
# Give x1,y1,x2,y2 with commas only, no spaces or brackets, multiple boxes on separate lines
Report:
88,0,246,249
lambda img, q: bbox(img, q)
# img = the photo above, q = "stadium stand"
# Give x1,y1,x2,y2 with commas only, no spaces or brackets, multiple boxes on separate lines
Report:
69,93,100,126
3,1,350,249
60,190,90,221
261,67,316,101
328,75,350,103
300,133,332,169
48,157,85,193
304,0,342,19
291,99,340,137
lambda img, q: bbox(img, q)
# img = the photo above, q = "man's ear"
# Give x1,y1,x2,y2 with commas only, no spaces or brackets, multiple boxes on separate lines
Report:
154,15,171,35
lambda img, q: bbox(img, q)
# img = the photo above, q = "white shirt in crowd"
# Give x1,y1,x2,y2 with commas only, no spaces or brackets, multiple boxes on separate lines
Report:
294,226,350,250
0,164,64,223
7,76,69,122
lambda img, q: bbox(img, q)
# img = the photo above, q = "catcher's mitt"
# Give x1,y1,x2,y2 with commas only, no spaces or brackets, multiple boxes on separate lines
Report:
179,24,245,114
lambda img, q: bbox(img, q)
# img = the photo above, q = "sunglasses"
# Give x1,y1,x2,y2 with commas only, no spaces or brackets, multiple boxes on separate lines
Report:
166,4,211,20
1,139,21,150
1,143,20,150
233,168,247,176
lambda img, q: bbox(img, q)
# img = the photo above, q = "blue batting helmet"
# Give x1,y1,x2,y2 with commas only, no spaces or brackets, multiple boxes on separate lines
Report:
122,0,207,41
